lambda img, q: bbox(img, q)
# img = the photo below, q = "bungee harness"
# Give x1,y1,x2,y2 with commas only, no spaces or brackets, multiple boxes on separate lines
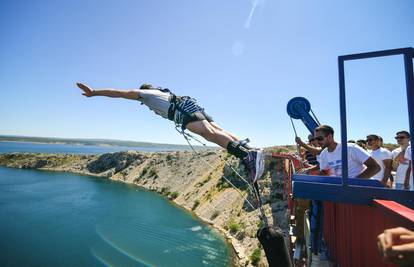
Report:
142,87,209,131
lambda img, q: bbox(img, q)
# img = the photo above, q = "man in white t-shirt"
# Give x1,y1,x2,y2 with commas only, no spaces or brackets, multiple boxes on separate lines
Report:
404,145,413,190
314,125,380,178
392,131,411,189
366,134,392,186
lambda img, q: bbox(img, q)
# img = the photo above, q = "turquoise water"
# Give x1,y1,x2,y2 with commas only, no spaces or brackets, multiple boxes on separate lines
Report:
0,168,232,266
0,141,184,154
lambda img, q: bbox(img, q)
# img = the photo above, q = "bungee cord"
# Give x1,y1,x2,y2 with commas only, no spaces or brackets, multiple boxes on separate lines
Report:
175,125,268,225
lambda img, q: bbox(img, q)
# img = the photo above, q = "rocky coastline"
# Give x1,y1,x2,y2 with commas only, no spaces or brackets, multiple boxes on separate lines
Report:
0,148,291,267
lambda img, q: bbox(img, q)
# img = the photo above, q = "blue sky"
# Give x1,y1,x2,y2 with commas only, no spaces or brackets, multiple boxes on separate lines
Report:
0,0,413,147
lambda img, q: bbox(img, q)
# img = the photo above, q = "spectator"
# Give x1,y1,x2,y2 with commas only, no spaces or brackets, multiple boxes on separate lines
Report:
366,134,393,186
377,227,414,267
295,134,321,174
378,136,395,186
304,134,319,166
379,136,384,147
379,136,395,186
392,131,411,190
404,145,413,190
295,134,322,157
357,139,368,150
314,125,380,178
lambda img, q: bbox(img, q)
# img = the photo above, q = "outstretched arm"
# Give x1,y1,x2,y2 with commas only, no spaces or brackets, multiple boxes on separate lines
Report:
295,137,322,156
76,83,139,100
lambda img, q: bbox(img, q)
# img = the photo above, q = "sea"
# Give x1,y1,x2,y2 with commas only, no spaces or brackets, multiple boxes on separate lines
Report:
0,141,186,154
0,141,233,267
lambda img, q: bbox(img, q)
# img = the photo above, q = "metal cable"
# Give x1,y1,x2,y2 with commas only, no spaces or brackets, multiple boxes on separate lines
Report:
310,108,321,126
175,126,258,212
289,118,304,169
175,126,267,223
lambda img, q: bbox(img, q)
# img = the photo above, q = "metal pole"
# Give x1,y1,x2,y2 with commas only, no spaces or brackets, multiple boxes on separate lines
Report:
403,50,414,189
338,57,349,187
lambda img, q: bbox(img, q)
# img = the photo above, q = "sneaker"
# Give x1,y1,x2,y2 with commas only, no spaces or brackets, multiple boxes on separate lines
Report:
242,150,256,181
243,150,265,183
255,150,265,182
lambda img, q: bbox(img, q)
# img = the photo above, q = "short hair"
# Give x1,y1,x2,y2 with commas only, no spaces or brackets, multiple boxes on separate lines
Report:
396,130,410,138
139,83,154,90
315,125,334,137
357,139,367,145
366,134,380,140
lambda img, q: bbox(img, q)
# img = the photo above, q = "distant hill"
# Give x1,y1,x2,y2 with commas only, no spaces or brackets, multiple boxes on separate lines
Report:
0,135,212,150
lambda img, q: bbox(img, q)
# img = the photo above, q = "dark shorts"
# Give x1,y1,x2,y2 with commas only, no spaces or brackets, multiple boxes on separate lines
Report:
182,110,213,129
173,96,213,129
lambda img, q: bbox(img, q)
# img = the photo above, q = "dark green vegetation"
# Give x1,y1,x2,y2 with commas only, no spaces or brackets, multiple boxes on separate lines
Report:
227,219,242,234
250,248,262,266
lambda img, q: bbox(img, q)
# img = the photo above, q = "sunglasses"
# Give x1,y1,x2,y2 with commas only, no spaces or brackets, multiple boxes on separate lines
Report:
395,136,407,140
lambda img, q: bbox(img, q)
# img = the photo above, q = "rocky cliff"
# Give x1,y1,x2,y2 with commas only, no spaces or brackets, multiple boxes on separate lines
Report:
0,148,292,266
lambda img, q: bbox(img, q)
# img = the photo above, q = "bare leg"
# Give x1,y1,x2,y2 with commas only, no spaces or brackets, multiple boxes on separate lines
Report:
186,120,236,148
210,122,240,142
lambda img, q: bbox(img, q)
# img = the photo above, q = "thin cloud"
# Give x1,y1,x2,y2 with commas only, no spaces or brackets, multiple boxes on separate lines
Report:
244,0,259,29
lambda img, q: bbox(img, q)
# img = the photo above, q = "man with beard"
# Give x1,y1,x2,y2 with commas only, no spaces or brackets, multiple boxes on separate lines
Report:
314,125,380,178
392,131,411,189
366,134,393,186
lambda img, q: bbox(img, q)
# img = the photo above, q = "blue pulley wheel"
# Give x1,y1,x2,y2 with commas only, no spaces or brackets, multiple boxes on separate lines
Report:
286,97,311,119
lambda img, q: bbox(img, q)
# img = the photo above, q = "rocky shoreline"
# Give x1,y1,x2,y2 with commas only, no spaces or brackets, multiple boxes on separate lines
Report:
0,149,290,267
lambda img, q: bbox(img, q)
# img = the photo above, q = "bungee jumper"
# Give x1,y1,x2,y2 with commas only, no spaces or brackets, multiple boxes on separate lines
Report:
77,82,294,267
76,82,265,182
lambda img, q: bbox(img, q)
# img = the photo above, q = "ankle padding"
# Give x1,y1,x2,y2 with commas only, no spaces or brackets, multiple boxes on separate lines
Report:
226,141,248,159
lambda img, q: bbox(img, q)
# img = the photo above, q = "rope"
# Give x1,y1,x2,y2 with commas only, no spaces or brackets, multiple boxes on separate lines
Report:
289,118,304,169
310,108,321,126
175,126,268,225
175,126,257,210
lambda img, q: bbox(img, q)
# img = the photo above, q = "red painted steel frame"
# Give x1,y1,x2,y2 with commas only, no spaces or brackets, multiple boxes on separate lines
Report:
323,201,414,267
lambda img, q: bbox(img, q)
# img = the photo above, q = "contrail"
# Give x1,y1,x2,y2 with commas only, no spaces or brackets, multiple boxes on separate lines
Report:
245,0,259,29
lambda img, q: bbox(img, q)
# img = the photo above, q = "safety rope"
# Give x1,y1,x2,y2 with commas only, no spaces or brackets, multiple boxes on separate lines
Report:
175,126,268,226
310,108,321,126
289,117,304,169
175,126,257,208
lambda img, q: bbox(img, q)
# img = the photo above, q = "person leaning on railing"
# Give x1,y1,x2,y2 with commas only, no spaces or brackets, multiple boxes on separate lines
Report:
313,125,380,178
295,134,322,174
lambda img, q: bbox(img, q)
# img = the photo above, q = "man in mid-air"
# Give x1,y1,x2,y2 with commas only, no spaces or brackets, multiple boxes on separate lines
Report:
76,82,264,182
